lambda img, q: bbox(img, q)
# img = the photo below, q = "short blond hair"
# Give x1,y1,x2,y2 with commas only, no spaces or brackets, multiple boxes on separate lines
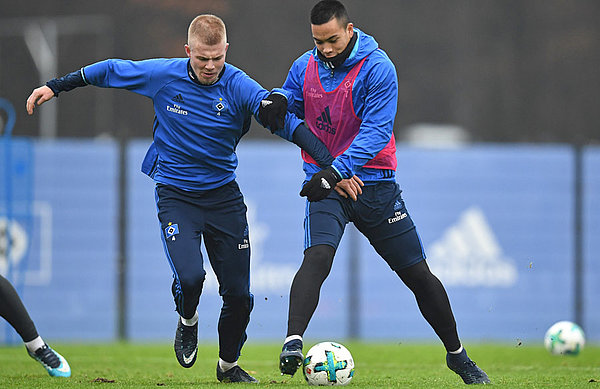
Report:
188,14,227,46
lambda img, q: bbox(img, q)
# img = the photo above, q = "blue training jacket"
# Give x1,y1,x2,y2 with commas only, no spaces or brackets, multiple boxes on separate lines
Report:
83,58,304,191
283,28,398,183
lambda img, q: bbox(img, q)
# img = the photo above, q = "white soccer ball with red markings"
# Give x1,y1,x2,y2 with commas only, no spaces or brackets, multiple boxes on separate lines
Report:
303,341,354,386
544,321,585,355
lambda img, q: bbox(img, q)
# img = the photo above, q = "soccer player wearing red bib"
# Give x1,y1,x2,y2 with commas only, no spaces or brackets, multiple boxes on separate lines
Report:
260,1,490,384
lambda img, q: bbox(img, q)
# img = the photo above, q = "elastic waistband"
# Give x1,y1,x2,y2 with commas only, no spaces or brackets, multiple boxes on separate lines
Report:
303,162,395,183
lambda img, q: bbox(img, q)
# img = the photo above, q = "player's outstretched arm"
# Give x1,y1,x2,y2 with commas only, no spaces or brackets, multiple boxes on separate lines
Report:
26,85,55,115
26,68,88,115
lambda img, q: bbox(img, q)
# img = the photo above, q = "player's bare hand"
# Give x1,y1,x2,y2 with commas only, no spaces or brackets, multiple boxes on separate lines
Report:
334,175,364,201
26,85,54,115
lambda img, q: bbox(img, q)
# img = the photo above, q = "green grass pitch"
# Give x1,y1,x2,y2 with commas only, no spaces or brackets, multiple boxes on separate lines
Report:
0,342,598,388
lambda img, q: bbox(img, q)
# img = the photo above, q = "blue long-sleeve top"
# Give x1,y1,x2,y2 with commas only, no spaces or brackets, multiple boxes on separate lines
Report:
81,58,328,191
282,28,398,183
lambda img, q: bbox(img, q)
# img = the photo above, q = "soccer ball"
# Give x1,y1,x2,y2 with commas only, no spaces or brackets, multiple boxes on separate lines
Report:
303,342,354,386
544,321,585,355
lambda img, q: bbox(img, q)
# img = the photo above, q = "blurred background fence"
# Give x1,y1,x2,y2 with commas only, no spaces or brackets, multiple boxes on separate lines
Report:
1,0,599,143
0,0,599,345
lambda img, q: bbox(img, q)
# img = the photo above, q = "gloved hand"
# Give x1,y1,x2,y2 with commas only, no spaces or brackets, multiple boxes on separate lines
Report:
258,92,287,133
300,166,342,202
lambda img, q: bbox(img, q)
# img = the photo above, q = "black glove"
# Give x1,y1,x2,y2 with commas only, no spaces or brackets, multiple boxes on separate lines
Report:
258,92,287,133
300,166,342,202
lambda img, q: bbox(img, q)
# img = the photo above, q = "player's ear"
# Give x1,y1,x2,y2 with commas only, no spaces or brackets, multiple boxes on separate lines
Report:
184,44,191,58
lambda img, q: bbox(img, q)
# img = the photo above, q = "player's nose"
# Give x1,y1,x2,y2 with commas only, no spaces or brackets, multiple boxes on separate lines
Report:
322,45,334,56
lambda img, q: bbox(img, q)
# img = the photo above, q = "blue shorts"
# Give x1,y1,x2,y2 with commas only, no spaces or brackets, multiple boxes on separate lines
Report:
155,180,251,297
304,182,425,271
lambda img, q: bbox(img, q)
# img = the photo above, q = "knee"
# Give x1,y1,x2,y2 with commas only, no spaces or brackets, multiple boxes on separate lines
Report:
396,260,438,289
223,293,254,314
178,269,206,292
298,244,335,282
400,260,430,277
303,244,335,267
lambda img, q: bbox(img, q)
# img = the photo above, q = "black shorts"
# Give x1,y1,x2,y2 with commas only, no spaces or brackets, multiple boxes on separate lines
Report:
304,181,425,271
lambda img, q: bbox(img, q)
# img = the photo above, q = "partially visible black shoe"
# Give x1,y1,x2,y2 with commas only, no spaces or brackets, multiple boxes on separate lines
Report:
216,363,259,383
279,339,304,376
174,317,198,368
447,348,491,384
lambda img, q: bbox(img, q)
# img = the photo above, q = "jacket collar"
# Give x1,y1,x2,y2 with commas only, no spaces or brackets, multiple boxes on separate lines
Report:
187,60,225,85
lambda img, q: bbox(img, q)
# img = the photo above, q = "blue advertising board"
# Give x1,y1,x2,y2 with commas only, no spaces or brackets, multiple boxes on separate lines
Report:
0,137,34,343
361,145,575,344
126,141,588,344
583,147,600,342
6,140,118,341
3,139,598,344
